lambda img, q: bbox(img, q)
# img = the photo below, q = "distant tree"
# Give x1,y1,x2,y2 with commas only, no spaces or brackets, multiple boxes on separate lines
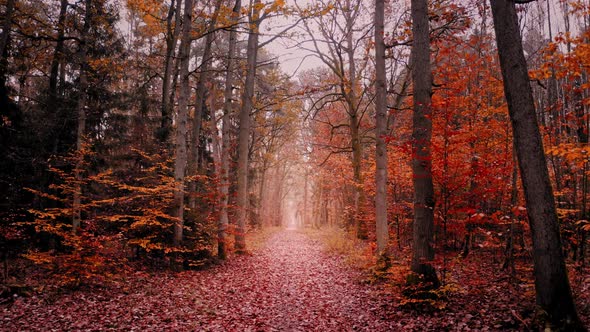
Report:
296,0,372,239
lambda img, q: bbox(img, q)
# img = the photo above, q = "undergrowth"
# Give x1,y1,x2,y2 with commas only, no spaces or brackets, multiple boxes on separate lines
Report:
304,226,459,314
300,226,373,270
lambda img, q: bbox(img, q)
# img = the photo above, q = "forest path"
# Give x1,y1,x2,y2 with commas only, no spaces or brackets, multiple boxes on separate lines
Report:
194,229,394,331
2,229,398,331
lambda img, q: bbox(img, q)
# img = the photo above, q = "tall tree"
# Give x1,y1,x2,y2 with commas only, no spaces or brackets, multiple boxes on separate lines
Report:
342,0,367,239
235,0,262,252
72,0,92,233
410,0,439,287
0,0,15,90
374,0,389,256
490,0,583,329
160,0,183,143
48,0,68,99
218,0,242,259
188,0,223,210
172,0,194,246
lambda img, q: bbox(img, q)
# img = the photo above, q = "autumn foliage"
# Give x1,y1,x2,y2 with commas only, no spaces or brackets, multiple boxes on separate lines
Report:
0,0,589,330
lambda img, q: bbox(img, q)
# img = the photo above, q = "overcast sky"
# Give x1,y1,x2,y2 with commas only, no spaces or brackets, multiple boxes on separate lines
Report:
260,0,319,78
117,0,583,80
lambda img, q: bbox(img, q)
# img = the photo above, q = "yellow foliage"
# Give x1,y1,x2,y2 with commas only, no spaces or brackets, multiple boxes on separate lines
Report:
128,238,164,252
545,143,589,167
263,0,287,16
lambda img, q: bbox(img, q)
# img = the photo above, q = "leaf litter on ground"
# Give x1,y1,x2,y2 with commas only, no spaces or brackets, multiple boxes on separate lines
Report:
1,229,589,331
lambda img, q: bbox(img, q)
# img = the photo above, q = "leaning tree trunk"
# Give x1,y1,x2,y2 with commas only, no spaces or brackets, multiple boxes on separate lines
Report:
218,0,241,259
490,1,583,330
374,0,389,256
235,0,261,252
171,0,194,246
410,0,439,288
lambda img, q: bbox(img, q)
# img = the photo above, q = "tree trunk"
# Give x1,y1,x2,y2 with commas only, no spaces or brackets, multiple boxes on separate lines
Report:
303,169,308,227
208,100,221,168
218,0,241,259
350,111,365,238
547,0,564,190
0,0,15,88
574,70,588,265
257,164,267,226
72,0,92,234
235,0,261,252
410,0,439,287
188,0,223,210
159,0,183,143
503,148,518,275
560,1,572,54
490,1,583,329
172,0,194,246
49,0,68,98
343,1,365,240
374,0,389,256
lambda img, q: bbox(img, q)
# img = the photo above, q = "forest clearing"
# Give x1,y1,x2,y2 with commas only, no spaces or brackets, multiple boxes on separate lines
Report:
1,0,590,330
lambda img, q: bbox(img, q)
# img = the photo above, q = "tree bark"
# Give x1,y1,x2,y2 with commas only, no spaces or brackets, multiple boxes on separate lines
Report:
410,0,439,287
303,168,309,227
490,1,583,329
0,0,15,88
188,0,223,210
49,0,68,98
374,0,389,256
172,0,194,246
72,0,92,234
218,0,241,259
159,0,183,143
235,0,261,252
343,0,365,240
